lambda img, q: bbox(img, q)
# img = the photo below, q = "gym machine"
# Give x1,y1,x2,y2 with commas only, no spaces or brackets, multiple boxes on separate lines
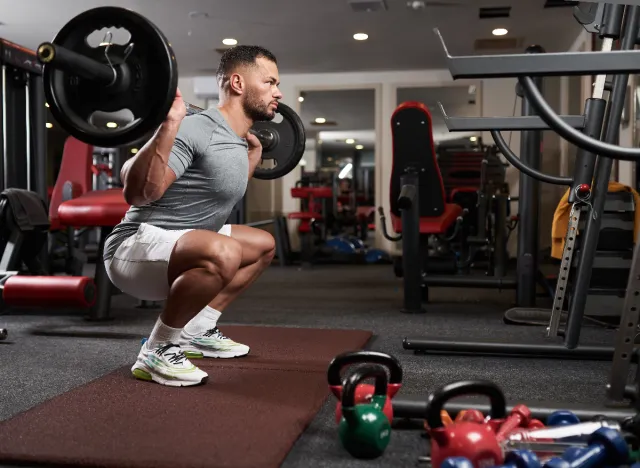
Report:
403,1,640,360
390,0,640,423
0,38,48,204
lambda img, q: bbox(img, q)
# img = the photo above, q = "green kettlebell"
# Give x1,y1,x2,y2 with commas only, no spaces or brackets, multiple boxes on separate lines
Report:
338,364,391,459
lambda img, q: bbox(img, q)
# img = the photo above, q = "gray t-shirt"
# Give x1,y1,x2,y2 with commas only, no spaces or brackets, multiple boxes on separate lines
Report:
103,107,249,262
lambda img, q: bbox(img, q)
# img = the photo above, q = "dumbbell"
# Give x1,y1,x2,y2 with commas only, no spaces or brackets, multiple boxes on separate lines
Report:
0,328,7,340
442,450,540,468
547,411,581,427
543,427,629,468
496,405,533,440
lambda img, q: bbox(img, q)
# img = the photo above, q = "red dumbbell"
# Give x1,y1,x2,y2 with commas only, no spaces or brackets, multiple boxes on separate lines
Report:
495,404,532,440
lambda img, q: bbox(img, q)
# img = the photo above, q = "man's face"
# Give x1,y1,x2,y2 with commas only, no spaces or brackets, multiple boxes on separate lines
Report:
242,57,283,122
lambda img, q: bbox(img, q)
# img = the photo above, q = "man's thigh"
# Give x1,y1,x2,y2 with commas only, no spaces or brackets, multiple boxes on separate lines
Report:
227,225,275,266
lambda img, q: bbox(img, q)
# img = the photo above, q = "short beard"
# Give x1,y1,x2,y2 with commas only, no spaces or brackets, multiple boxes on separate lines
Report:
242,88,275,122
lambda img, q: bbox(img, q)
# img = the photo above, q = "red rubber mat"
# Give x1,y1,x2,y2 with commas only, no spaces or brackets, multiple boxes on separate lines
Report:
0,326,372,468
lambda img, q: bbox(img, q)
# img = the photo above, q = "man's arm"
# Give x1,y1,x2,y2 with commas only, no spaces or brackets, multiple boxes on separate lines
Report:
246,132,263,180
121,121,181,206
121,89,188,206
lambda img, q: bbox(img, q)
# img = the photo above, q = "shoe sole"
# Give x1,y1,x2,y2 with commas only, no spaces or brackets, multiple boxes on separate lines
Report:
181,346,250,359
131,366,208,387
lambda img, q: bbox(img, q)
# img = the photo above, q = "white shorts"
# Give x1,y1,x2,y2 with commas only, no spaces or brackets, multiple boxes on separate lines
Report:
105,223,232,302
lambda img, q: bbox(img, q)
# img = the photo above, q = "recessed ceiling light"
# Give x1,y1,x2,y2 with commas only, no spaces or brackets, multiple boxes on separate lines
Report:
131,148,139,154
45,102,49,108
45,122,52,129
346,138,355,144
222,38,238,45
298,96,304,102
355,144,364,150
492,28,508,36
470,136,477,142
315,117,326,124
106,122,118,128
353,33,368,41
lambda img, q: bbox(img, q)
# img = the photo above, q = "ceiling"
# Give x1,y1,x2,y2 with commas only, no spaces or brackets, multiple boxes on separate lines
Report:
300,85,479,152
0,0,583,76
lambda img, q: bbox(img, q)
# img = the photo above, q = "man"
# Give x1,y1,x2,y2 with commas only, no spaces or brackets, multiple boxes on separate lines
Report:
103,45,282,387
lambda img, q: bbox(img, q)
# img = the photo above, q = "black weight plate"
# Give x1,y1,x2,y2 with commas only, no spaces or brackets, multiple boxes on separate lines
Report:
252,102,306,180
43,7,177,147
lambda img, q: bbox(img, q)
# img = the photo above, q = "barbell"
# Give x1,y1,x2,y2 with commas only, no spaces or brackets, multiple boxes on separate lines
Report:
36,6,306,180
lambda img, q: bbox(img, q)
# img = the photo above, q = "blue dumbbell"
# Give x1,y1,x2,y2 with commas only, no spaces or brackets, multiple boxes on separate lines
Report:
547,411,581,427
562,447,587,461
500,450,541,468
441,457,474,468
544,427,628,468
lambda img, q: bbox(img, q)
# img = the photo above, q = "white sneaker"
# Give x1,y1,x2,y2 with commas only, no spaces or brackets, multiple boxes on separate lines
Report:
179,327,250,359
131,342,209,387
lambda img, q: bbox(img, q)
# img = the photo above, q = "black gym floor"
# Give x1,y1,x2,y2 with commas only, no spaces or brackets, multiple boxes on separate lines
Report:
0,264,617,467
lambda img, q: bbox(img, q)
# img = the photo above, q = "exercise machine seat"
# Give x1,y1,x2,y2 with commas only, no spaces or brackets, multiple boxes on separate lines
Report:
58,188,130,227
391,203,462,234
390,101,462,234
3,275,96,308
49,137,94,231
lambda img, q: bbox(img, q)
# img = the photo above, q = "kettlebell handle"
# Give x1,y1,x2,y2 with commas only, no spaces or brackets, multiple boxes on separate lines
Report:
327,351,403,386
425,380,507,430
341,364,389,409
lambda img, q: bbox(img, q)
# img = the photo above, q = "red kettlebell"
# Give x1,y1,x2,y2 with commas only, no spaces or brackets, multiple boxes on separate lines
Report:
426,380,507,468
327,350,402,425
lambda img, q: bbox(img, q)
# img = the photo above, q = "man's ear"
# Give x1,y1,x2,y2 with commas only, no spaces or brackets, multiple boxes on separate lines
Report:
229,73,245,95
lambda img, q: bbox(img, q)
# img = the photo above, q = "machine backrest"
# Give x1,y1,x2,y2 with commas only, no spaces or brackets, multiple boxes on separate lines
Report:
49,137,94,230
438,147,506,198
390,101,446,218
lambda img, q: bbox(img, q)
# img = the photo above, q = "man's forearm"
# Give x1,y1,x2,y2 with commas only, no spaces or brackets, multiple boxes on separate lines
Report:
122,120,181,204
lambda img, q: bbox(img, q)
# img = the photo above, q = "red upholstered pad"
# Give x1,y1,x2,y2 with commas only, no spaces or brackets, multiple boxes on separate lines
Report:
287,212,323,221
3,276,96,308
291,187,333,199
391,203,463,234
307,187,333,198
291,187,310,199
356,206,376,220
58,188,129,227
450,187,478,198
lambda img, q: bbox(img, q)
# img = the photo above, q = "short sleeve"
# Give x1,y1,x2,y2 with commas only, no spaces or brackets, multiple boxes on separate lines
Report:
167,117,203,179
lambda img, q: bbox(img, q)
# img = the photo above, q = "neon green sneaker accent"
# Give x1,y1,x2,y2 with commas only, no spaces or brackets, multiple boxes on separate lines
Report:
132,368,152,381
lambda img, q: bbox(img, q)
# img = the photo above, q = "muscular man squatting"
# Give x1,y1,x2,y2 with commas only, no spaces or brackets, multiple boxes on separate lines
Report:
102,45,282,387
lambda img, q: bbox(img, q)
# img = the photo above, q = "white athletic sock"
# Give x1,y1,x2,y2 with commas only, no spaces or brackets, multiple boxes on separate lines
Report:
183,306,222,336
146,317,183,350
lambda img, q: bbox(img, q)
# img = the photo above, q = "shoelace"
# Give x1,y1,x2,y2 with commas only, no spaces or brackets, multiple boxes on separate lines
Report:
155,343,187,365
203,327,229,340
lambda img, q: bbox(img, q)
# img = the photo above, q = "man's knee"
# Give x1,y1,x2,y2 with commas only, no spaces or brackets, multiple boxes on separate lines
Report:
261,232,276,262
205,237,243,284
169,231,243,286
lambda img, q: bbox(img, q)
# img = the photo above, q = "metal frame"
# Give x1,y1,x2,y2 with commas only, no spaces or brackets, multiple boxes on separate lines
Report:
401,5,640,361
433,28,640,79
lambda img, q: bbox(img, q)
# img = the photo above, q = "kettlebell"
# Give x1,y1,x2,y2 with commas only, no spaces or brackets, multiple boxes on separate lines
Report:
338,364,392,459
327,350,402,424
426,380,507,468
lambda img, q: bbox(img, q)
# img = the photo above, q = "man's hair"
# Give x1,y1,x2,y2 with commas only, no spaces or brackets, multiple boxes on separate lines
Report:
216,45,277,88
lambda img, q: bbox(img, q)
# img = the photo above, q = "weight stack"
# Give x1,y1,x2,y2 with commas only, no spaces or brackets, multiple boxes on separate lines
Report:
568,191,635,318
